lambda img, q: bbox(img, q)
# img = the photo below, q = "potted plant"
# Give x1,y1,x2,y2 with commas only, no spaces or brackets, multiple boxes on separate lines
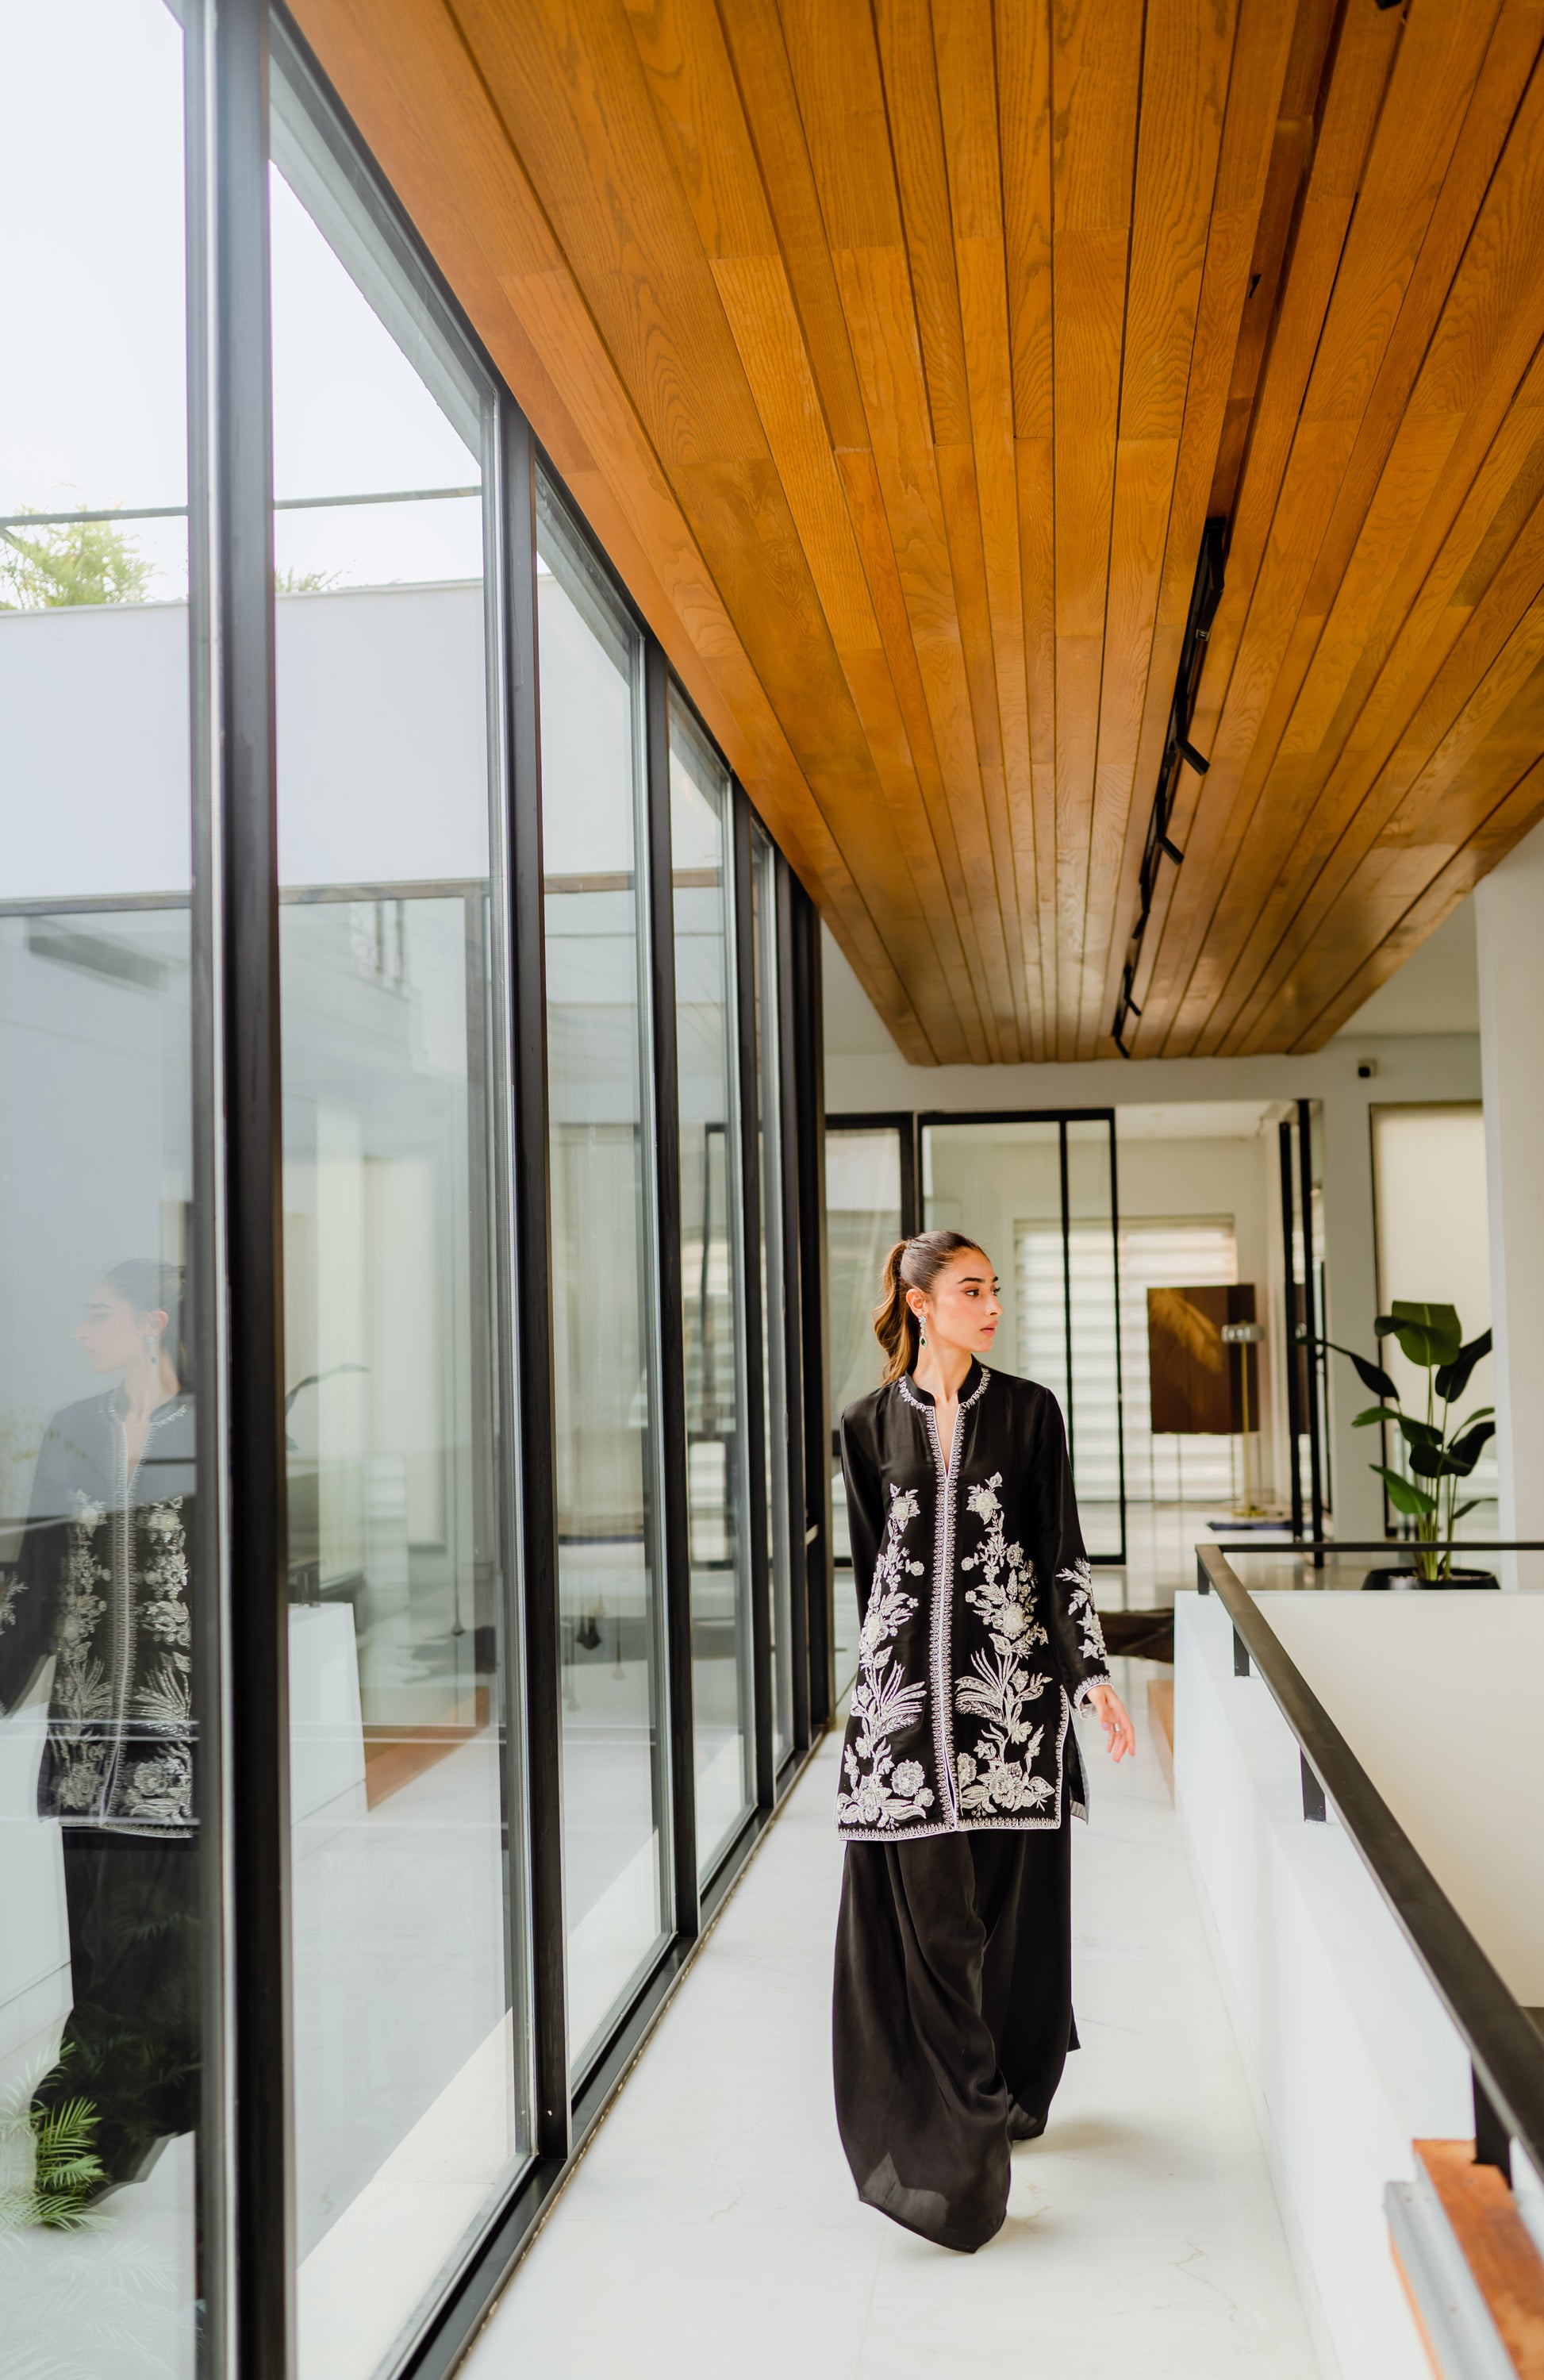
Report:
1328,1302,1498,1588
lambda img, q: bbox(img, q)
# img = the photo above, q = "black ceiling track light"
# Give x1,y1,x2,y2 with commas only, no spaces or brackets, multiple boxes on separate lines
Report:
1112,515,1228,1055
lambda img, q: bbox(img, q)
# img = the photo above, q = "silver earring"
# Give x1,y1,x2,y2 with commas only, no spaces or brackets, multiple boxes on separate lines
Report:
146,1332,159,1363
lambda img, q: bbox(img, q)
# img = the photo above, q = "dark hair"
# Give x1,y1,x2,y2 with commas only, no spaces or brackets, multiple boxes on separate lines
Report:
873,1231,986,1385
103,1259,192,1390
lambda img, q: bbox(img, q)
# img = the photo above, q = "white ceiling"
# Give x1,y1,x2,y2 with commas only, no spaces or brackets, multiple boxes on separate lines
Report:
1334,898,1478,1038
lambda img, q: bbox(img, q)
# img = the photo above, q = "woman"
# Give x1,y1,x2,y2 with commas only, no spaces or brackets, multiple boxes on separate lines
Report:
833,1229,1135,2253
0,1261,198,2195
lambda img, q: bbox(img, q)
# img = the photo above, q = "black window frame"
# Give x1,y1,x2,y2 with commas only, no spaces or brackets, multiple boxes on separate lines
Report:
170,7,835,2374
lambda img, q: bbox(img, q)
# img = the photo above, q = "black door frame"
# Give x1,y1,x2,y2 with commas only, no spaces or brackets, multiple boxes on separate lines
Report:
826,1108,1127,1565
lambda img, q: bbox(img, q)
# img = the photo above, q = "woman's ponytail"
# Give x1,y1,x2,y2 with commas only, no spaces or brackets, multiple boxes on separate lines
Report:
873,1241,916,1384
870,1229,983,1386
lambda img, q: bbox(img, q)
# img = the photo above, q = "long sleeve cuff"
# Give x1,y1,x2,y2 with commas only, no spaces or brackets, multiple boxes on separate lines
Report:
1057,1559,1111,1705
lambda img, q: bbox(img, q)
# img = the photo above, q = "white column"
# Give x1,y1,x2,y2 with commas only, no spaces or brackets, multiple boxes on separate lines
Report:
1476,820,1544,1591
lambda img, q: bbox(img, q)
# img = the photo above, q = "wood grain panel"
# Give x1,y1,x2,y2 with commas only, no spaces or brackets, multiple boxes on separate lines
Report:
286,0,1544,1066
1134,0,1404,1055
1051,0,1143,1059
1169,0,1508,1054
935,0,1043,1056
1392,2140,1544,2380
1074,0,1237,1056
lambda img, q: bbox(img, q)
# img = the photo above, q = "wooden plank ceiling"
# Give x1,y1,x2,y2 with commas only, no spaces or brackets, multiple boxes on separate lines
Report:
291,0,1544,1063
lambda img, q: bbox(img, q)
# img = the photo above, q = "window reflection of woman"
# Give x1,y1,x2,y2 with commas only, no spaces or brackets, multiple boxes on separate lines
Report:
76,1270,185,1480
0,1262,198,2202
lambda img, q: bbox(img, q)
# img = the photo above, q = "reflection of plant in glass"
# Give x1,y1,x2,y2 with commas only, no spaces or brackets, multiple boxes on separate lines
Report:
0,2091,106,2232
275,563,341,594
1,506,153,609
0,2065,178,2378
1329,1301,1493,1582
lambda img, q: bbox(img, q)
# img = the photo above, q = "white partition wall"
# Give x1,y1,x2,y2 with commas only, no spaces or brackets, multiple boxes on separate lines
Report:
1173,1590,1478,2380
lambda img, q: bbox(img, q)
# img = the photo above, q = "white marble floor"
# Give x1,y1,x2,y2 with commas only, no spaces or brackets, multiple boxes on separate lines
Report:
463,1678,1320,2380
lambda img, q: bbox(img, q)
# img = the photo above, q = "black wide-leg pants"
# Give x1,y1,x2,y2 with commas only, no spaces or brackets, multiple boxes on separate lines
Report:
33,1829,200,2192
832,1819,1074,2253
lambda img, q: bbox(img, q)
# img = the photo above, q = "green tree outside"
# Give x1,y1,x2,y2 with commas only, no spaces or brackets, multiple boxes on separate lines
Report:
0,506,154,609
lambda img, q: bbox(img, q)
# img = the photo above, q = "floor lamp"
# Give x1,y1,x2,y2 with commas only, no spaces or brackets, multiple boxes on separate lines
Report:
1220,1319,1268,1518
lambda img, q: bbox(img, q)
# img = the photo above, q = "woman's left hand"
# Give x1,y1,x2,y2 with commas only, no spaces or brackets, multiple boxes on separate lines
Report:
1083,1681,1135,1763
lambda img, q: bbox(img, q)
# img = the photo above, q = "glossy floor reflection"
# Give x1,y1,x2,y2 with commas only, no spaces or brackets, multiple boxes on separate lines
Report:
464,1664,1320,2379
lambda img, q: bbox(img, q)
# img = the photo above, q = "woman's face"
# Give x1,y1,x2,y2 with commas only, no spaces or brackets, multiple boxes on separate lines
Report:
915,1248,1001,1355
76,1286,156,1375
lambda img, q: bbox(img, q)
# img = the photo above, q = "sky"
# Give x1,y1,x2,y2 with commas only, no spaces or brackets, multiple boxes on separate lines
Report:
2,0,482,597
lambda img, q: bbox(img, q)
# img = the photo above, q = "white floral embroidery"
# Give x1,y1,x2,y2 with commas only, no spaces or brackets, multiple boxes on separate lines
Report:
1058,1557,1110,1674
49,1495,114,1811
953,1474,1054,1815
836,1486,936,1832
44,1491,194,1828
138,1498,191,1648
125,1744,193,1824
126,1498,193,1824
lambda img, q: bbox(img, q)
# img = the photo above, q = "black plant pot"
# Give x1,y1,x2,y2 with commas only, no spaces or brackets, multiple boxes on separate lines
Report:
1361,1566,1500,1592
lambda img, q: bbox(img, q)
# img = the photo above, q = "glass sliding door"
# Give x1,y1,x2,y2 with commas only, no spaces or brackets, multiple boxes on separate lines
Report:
921,1113,1124,1559
0,6,208,2371
751,825,795,1767
668,700,755,1876
536,483,670,2071
269,37,529,2378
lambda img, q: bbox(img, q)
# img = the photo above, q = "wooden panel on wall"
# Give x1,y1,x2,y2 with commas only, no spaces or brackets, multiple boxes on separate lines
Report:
288,0,1544,1062
1147,1282,1258,1436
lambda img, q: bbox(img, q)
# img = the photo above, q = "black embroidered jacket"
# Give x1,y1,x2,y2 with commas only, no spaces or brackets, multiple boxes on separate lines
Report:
0,1390,196,1835
836,1362,1109,1844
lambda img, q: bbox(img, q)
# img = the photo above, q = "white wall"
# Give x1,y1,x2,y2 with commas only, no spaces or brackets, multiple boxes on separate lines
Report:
1175,1590,1475,2380
1263,1591,1544,2000
0,583,490,904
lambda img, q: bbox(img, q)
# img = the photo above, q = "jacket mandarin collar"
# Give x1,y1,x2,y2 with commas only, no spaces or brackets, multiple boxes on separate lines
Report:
902,1356,985,1409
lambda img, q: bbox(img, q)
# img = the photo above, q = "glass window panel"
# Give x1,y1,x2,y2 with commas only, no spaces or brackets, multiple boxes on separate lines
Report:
270,50,528,2380
0,6,203,2370
923,1119,1062,1384
538,486,669,2070
824,1126,904,1690
751,829,794,1765
669,700,754,1875
923,1118,1123,1549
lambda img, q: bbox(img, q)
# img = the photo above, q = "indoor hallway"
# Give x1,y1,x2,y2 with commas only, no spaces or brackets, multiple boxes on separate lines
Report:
462,1665,1320,2380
